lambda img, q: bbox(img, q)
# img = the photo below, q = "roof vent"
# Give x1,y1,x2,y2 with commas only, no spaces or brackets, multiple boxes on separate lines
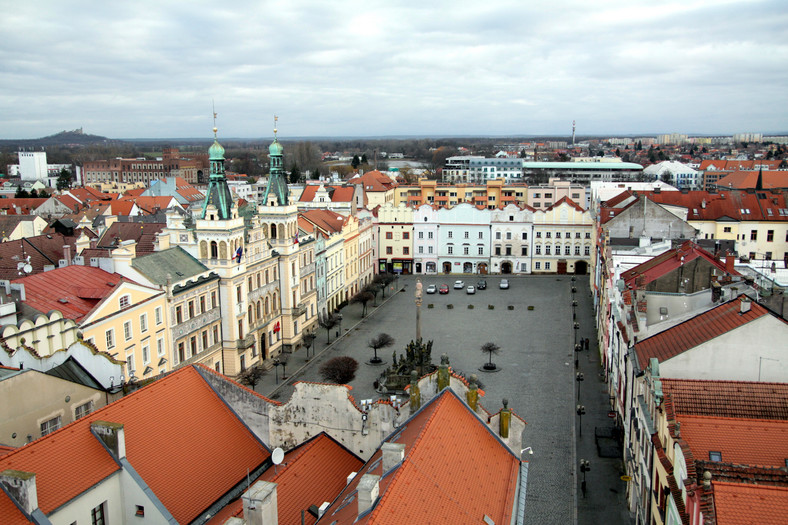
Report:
58,298,69,304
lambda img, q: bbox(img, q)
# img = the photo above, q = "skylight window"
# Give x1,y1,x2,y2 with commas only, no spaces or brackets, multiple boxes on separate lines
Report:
709,451,722,462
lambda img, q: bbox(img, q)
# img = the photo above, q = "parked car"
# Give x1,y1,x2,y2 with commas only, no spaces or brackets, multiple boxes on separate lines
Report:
453,280,465,289
466,285,476,294
439,284,450,294
477,279,487,290
425,284,437,294
499,279,510,289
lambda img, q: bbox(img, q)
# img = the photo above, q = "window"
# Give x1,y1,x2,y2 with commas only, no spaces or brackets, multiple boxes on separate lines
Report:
766,252,773,260
142,344,150,364
478,246,484,255
123,320,133,341
213,326,219,345
751,230,758,241
584,246,590,256
119,294,131,309
463,246,469,255
575,246,581,256
40,416,61,436
709,451,722,462
418,232,423,239
545,246,551,255
535,262,541,270
495,247,501,256
386,246,393,254
403,232,409,239
448,246,453,255
202,330,208,351
75,400,94,419
157,337,165,356
522,232,527,240
536,232,541,238
448,231,453,238
135,505,145,517
428,246,433,254
545,262,551,270
91,501,107,525
479,232,483,239
418,246,423,254
556,232,561,239
565,246,571,255
236,286,242,303
585,232,591,239
155,306,163,325
211,291,217,308
403,247,409,255
140,313,148,333
546,232,551,238
535,245,541,255
126,353,135,376
496,232,501,240
106,329,115,349
385,232,393,239
521,246,528,256
723,226,732,233
428,232,433,239
767,230,774,242
176,305,183,324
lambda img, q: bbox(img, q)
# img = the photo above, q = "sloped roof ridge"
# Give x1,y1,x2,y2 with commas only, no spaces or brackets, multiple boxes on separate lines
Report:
194,363,280,405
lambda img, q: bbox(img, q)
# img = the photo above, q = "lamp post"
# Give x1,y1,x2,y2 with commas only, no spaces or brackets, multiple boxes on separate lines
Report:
338,314,343,336
576,371,584,401
579,459,591,498
576,404,586,437
273,358,280,384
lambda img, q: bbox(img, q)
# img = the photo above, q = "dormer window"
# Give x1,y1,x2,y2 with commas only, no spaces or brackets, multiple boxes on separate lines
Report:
119,294,131,309
709,451,722,462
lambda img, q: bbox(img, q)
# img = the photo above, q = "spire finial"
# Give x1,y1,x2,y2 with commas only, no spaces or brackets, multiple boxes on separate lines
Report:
212,100,218,137
273,115,278,138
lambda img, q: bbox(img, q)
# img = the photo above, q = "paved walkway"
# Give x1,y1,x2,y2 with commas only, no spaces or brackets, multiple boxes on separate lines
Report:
249,274,633,525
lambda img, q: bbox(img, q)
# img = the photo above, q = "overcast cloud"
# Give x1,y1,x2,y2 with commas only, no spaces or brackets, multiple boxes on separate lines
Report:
1,0,786,139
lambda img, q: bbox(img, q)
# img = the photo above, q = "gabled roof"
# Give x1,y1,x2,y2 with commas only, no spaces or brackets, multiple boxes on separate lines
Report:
208,432,363,525
347,170,398,192
715,170,788,190
131,246,209,285
96,222,165,254
299,210,347,235
621,241,732,288
661,379,788,420
0,365,271,524
0,233,80,280
54,193,81,211
299,184,356,203
11,265,125,321
119,195,177,214
324,389,520,524
713,482,788,524
172,177,204,202
637,189,788,222
0,198,47,214
677,414,788,468
543,195,585,212
635,298,773,366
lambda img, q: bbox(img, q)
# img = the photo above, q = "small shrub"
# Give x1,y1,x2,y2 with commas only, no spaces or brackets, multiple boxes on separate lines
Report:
468,304,474,309
428,303,434,309
488,304,494,310
508,305,514,310
528,305,535,311
447,304,454,309
319,356,359,384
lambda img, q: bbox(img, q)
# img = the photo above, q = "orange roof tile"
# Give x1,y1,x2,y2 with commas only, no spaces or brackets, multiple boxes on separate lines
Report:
661,379,788,420
678,415,788,468
0,365,271,524
325,389,520,524
713,481,788,524
634,298,777,367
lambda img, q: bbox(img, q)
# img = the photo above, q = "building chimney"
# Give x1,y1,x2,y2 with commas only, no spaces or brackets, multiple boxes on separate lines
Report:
242,480,278,525
0,470,39,515
725,253,735,274
90,421,126,459
499,399,511,439
62,245,71,266
740,296,751,314
409,370,421,412
357,474,380,516
155,231,170,251
381,443,406,472
437,353,450,391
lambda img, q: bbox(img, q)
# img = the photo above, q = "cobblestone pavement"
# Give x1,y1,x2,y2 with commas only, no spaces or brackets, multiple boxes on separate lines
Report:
253,274,633,525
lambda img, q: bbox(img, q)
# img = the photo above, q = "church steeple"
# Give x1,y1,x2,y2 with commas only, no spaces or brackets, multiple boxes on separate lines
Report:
201,124,234,220
262,115,289,206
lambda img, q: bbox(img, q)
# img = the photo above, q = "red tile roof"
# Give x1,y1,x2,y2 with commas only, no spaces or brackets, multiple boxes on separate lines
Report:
96,222,165,254
299,184,356,203
348,170,398,192
11,265,126,321
621,240,734,288
298,210,347,235
716,170,788,190
55,193,81,212
678,415,788,468
661,379,788,420
0,365,271,524
713,482,788,525
0,233,81,280
635,298,774,366
325,389,520,524
207,433,363,525
0,198,48,215
637,189,788,222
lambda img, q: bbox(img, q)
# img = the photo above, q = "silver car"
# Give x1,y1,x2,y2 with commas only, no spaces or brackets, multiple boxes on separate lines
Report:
499,279,510,289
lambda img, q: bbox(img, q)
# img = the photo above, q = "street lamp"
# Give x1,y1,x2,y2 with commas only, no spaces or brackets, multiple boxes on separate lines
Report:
576,404,586,437
273,358,281,384
338,313,343,336
579,459,591,498
576,371,584,401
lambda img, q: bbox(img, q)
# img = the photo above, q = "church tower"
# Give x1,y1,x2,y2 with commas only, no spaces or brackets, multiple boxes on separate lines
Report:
201,126,234,220
262,116,289,207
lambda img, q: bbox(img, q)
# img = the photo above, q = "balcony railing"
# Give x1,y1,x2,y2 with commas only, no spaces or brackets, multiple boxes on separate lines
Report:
236,334,255,350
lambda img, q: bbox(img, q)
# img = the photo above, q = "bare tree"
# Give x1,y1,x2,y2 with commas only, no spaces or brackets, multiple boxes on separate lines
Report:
351,290,375,317
320,356,359,384
236,365,266,390
368,333,395,364
319,312,339,344
302,331,317,360
480,342,501,370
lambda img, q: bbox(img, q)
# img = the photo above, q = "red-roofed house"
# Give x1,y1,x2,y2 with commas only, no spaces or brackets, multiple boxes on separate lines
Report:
297,182,360,216
348,170,398,209
0,365,272,525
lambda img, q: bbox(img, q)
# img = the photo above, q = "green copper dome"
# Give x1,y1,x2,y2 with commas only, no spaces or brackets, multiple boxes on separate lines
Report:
269,138,284,156
209,138,225,160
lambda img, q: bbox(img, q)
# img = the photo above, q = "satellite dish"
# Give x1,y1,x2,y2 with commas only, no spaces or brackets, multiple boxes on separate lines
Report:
271,447,284,465
23,264,32,274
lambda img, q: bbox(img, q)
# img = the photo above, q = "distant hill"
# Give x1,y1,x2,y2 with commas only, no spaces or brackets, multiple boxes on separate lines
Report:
0,128,124,148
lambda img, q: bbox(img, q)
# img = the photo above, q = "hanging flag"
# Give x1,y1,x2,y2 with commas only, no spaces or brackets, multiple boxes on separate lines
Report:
294,232,299,245
235,246,243,263
273,321,281,333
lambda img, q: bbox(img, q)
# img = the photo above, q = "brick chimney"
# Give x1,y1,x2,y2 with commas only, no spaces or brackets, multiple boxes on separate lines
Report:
466,374,479,411
357,474,380,516
91,421,126,459
437,353,450,391
725,253,735,274
0,470,39,515
381,443,406,472
242,480,278,525
499,399,511,439
62,245,71,266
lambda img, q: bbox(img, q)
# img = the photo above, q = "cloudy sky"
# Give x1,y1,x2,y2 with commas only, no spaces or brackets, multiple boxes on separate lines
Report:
2,0,786,140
